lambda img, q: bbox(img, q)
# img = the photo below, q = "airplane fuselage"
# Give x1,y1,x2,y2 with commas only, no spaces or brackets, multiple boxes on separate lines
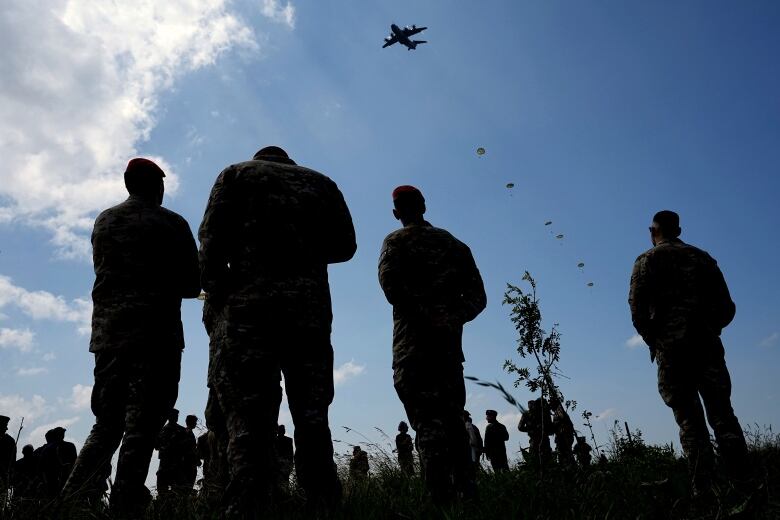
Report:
391,24,417,49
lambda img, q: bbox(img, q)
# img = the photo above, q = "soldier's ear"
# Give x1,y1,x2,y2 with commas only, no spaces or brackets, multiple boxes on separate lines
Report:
392,209,401,221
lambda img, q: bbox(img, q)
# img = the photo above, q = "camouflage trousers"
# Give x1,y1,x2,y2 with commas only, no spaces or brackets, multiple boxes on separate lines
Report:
200,388,229,499
212,320,341,512
555,432,575,465
398,451,415,476
656,336,747,479
393,358,473,503
63,348,181,509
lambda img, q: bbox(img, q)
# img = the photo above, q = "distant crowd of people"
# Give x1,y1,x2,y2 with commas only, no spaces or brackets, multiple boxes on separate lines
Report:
0,148,749,516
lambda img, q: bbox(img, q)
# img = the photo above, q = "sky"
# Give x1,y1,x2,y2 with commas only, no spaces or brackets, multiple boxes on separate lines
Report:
1,0,779,483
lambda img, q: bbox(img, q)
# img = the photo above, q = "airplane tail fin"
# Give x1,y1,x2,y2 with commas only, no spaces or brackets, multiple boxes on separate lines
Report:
413,40,427,45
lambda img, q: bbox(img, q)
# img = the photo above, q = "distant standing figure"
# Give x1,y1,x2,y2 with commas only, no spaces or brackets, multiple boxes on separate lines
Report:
0,415,16,492
518,398,553,463
629,210,748,492
378,185,487,504
199,146,356,515
156,408,187,494
181,415,200,491
549,396,575,465
12,444,39,499
39,427,77,497
483,410,509,472
62,158,200,516
276,425,295,489
348,446,369,481
573,436,592,467
462,412,483,471
395,421,415,475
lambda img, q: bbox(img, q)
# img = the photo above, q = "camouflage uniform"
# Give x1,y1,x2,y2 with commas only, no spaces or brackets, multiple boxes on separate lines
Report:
484,419,509,472
518,399,553,463
378,221,486,502
156,419,187,493
395,432,415,475
629,237,747,481
348,447,369,482
198,151,356,512
63,194,200,509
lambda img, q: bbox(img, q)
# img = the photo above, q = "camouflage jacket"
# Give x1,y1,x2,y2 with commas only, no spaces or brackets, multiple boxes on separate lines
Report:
378,221,486,366
90,195,200,352
395,432,414,455
629,238,735,349
198,156,356,333
484,421,509,458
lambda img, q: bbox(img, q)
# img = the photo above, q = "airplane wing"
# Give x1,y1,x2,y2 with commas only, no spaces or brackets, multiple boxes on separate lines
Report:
382,35,398,48
404,26,427,36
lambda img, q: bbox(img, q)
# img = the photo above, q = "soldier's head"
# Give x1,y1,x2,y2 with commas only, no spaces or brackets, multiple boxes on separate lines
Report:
124,157,165,205
485,409,498,423
650,210,681,245
168,408,180,424
577,436,586,443
353,445,361,454
253,146,296,165
527,400,536,410
278,424,286,436
398,421,409,432
185,415,197,429
391,185,426,225
22,444,34,457
0,415,8,434
51,427,66,442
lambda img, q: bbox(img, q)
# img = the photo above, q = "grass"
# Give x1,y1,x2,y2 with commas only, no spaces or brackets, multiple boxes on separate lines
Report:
2,425,778,519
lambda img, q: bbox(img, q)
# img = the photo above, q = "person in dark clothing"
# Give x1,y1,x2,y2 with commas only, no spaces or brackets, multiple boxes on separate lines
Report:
395,421,415,476
0,415,17,493
156,408,186,494
180,415,200,491
378,186,487,504
573,436,593,467
483,410,509,472
199,146,356,516
39,427,77,497
62,158,200,516
12,444,39,500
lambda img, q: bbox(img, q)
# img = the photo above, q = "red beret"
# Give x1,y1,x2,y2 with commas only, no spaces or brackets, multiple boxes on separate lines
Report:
125,157,165,178
392,185,423,201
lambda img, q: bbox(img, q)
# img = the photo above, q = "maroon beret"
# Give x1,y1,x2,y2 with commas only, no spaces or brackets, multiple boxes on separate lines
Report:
125,157,165,178
392,185,423,201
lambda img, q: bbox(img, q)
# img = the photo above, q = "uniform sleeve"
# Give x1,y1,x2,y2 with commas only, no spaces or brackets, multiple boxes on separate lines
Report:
176,216,201,299
378,235,408,307
628,253,655,345
323,180,357,264
708,258,736,331
458,244,487,323
198,169,234,298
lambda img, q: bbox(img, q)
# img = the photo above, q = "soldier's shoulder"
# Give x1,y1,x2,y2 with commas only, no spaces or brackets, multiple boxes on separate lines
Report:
157,205,190,228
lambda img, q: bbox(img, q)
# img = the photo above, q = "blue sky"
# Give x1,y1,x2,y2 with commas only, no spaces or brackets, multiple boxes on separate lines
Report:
1,0,778,478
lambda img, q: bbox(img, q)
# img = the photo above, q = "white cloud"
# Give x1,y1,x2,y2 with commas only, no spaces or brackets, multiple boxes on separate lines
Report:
759,332,779,348
42,352,57,362
17,367,49,376
0,394,51,422
625,334,646,350
0,276,91,334
261,0,296,28
0,328,35,351
0,0,257,259
26,416,81,448
333,360,365,386
65,384,93,411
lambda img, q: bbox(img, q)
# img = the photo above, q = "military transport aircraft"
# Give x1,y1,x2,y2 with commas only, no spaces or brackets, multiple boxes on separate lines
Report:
382,24,427,50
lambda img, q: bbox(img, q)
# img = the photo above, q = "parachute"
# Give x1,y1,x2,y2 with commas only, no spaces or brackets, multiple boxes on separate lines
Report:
587,282,594,287
544,221,552,226
577,262,585,269
556,234,564,240
476,147,486,156
506,183,515,189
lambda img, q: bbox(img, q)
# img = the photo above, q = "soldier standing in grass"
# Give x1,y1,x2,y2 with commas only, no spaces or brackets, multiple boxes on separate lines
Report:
483,410,509,472
349,446,369,482
518,398,553,463
378,185,487,504
156,408,186,494
62,158,200,515
629,210,748,494
181,415,200,491
395,421,415,475
0,415,16,494
573,436,592,467
549,396,575,465
199,146,356,516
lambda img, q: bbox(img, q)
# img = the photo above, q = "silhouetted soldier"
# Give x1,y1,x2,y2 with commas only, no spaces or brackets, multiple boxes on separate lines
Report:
180,415,200,491
573,436,592,467
0,415,16,493
484,410,509,472
12,444,39,500
462,412,483,472
518,398,553,463
549,396,575,465
348,446,369,482
63,158,200,515
395,421,415,475
156,408,186,494
199,146,356,515
629,210,748,493
39,427,77,497
378,185,487,504
276,425,294,490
